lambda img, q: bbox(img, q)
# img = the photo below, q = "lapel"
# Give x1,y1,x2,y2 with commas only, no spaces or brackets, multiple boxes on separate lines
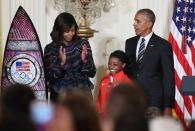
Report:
133,36,139,55
139,33,157,68
133,36,140,64
128,36,139,65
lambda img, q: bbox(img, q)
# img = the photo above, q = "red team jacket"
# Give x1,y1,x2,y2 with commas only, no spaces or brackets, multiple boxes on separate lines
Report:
96,71,132,114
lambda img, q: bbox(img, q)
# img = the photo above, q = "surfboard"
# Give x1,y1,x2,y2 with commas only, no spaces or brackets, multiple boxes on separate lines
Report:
1,6,46,100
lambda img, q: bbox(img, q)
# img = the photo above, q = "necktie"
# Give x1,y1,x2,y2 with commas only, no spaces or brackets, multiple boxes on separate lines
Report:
137,38,145,65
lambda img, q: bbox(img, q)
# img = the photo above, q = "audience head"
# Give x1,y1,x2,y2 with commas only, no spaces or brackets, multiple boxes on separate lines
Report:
0,117,35,131
106,83,148,131
189,120,195,131
108,50,128,75
0,84,36,131
149,117,184,131
55,89,101,131
49,104,74,131
1,84,35,116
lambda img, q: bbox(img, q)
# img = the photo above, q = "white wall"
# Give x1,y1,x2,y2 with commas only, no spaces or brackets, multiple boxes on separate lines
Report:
0,0,174,96
1,0,47,54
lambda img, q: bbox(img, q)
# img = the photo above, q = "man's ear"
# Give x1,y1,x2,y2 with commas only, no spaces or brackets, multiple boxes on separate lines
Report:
148,21,153,29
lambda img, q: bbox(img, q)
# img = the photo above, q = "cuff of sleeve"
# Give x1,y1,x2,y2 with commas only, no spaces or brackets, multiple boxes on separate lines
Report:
82,57,91,66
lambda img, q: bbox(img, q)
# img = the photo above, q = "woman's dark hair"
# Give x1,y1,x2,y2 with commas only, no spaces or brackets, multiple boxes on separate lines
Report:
0,84,36,131
50,12,79,42
109,50,128,64
1,84,35,115
58,89,101,131
106,84,148,131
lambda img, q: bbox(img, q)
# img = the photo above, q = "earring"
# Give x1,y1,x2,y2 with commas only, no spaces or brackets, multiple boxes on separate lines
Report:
122,63,126,68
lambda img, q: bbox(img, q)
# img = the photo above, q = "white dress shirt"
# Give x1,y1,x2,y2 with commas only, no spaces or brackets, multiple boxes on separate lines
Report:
136,32,153,60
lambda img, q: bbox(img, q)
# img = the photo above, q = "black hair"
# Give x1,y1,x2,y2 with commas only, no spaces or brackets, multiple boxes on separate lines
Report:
107,83,148,131
0,84,36,131
109,50,128,64
58,89,102,131
1,84,35,115
137,8,156,27
50,12,79,43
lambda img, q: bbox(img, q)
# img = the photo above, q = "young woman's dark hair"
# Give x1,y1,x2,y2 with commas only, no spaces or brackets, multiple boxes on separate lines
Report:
50,12,79,42
109,50,128,64
111,50,134,78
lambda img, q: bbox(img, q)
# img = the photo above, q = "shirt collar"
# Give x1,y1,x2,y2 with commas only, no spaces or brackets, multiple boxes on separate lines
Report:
140,32,153,43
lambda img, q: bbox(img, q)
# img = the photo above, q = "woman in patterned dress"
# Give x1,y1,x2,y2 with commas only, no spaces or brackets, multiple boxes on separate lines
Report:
44,12,96,102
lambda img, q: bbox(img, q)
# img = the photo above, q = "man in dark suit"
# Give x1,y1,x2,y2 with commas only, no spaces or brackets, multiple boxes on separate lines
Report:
125,8,175,117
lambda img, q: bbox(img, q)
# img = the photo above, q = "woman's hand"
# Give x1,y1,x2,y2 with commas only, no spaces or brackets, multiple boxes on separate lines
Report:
59,46,66,66
81,44,88,64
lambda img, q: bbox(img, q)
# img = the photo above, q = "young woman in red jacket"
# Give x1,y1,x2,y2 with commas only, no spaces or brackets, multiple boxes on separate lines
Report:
96,50,133,114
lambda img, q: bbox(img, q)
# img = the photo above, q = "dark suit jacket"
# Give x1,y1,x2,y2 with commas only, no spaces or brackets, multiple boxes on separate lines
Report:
125,33,175,110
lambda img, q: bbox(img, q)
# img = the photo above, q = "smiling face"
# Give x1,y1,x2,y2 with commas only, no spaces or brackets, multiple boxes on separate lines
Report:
63,25,76,44
108,57,124,75
133,13,152,37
